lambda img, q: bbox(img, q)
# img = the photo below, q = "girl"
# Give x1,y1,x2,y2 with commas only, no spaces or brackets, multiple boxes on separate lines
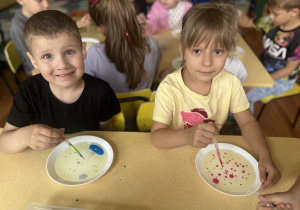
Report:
151,1,281,190
85,0,161,93
137,0,192,35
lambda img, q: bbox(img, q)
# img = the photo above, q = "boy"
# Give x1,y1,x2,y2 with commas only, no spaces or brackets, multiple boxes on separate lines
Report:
10,0,90,76
0,10,120,154
238,0,300,112
151,1,280,190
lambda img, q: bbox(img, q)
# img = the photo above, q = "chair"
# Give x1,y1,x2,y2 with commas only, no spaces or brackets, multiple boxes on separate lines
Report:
112,111,125,131
116,88,152,118
136,101,155,132
257,83,300,128
4,40,21,85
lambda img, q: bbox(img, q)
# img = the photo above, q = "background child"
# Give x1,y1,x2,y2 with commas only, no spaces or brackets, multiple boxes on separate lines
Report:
10,0,90,76
84,0,161,93
238,0,300,112
137,0,192,35
151,1,280,190
257,173,300,210
0,10,120,154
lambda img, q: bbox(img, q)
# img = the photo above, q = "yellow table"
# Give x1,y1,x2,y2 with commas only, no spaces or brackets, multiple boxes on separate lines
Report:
0,131,298,210
151,30,275,88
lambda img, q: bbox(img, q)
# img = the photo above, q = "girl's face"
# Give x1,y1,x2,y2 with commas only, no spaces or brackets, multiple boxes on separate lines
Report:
179,41,229,87
161,0,179,10
18,0,50,18
27,34,87,90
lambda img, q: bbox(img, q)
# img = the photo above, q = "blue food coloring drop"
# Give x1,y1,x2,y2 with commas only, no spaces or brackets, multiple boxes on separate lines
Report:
89,144,104,155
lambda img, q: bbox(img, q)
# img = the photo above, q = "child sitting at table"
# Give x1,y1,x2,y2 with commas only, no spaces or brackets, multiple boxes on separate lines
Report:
10,0,90,76
84,0,161,93
137,0,192,35
0,10,120,154
151,1,281,190
238,0,300,112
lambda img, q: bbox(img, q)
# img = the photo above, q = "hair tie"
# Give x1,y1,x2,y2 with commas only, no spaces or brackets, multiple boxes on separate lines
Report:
126,32,131,41
91,0,98,4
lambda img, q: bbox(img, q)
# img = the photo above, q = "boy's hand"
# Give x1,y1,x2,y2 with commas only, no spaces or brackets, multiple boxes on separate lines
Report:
186,122,219,148
27,125,66,150
258,157,281,190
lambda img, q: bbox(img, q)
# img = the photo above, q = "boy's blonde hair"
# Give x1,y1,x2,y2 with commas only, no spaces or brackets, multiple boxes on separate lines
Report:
24,10,82,54
180,1,238,56
267,0,300,11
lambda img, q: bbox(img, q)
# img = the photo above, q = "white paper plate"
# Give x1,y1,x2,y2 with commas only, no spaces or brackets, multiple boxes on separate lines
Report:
171,29,181,40
230,46,245,58
171,56,183,70
195,143,261,196
46,135,113,186
82,37,100,50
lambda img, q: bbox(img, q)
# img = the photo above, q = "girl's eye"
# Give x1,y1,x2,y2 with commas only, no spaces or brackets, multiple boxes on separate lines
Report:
43,54,52,59
193,49,201,54
66,50,75,55
215,50,223,55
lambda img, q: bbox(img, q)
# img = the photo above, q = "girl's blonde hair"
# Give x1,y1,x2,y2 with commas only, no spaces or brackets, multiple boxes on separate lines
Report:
180,1,238,57
88,0,150,89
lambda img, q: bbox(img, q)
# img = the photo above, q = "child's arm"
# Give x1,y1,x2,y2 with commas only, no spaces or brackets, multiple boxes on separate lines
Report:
0,123,65,154
233,109,281,190
151,120,218,149
99,119,114,131
270,60,300,80
257,173,300,210
237,9,254,28
76,13,90,28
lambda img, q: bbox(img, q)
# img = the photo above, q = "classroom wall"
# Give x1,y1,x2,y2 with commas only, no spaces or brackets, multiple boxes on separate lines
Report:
0,0,16,11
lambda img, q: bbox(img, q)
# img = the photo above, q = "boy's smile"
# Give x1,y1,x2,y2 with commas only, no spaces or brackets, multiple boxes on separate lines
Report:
27,34,87,90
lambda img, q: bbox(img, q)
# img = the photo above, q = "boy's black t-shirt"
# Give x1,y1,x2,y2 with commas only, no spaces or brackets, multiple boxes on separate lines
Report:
254,16,300,80
7,73,121,134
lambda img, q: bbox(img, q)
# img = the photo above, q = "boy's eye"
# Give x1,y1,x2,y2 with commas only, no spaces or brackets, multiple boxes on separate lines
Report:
43,54,52,59
66,50,75,55
193,49,201,54
215,50,223,55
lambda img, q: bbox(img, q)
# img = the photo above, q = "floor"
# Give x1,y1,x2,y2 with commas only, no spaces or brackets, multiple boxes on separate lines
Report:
0,2,299,138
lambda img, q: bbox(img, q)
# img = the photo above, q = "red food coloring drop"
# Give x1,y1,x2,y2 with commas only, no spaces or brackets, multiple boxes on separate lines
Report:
218,173,221,176
211,174,214,176
229,174,234,178
213,178,219,184
242,165,245,168
225,176,227,178
216,165,218,167
242,170,245,173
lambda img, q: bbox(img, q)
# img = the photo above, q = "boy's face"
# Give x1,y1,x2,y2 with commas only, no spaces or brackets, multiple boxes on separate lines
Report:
269,7,298,27
161,0,179,10
18,0,50,18
179,41,229,85
27,34,87,90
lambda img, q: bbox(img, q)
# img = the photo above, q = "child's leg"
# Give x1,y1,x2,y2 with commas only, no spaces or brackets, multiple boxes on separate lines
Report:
246,78,297,113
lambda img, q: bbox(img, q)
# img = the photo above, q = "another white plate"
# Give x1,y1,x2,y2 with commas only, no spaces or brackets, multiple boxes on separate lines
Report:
82,37,100,50
171,29,181,40
195,143,261,196
171,56,182,70
230,46,245,58
46,135,113,186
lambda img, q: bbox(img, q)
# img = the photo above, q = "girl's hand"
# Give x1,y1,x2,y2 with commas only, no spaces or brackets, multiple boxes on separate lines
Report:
186,122,219,148
27,125,65,150
258,157,281,190
76,13,91,28
136,13,148,30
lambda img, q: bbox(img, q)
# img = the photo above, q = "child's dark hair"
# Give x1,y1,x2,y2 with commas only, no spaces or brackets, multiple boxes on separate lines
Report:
267,0,300,11
180,1,238,56
88,0,150,89
24,10,82,54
